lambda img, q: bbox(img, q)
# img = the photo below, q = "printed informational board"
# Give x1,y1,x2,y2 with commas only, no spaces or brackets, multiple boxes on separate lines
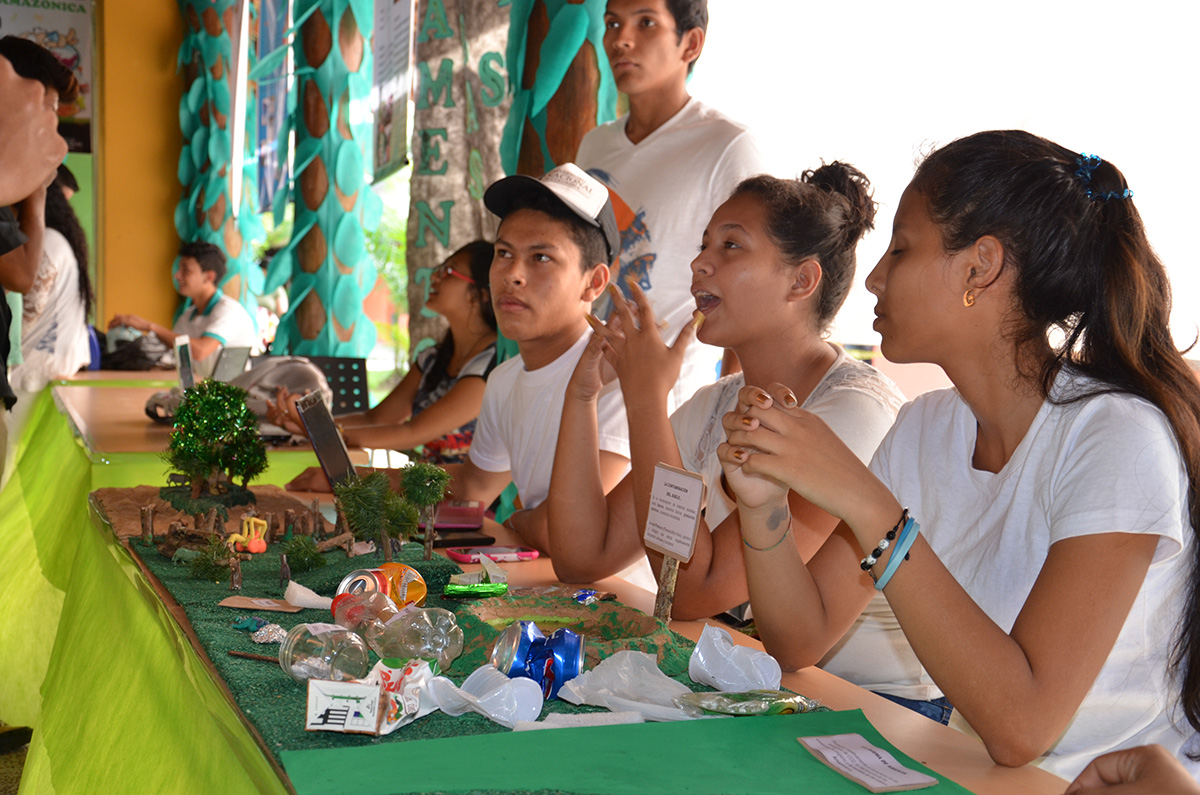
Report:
643,464,705,563
0,0,93,152
371,0,412,182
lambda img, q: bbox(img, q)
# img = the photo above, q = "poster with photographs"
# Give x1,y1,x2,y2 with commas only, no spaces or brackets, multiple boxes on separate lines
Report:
0,0,93,152
372,0,413,182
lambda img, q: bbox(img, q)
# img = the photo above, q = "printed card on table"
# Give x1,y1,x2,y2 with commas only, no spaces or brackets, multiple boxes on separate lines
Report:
798,733,938,792
643,464,705,563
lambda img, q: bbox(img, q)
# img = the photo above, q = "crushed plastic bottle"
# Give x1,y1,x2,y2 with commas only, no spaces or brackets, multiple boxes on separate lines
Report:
367,607,464,670
331,591,401,636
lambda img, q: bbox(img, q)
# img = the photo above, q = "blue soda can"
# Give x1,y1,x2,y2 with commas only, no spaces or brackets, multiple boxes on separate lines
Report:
528,628,585,699
490,621,544,679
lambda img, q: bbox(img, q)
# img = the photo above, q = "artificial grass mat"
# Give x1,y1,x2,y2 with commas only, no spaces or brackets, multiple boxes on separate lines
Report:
129,538,702,762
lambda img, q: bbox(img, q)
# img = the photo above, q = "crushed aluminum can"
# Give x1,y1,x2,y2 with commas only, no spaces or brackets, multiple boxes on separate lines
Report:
490,621,584,699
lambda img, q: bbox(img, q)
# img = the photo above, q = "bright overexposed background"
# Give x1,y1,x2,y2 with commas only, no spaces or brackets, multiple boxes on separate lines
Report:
688,0,1199,350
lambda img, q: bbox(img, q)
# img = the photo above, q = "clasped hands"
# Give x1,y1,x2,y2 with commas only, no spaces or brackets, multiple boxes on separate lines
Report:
718,383,877,527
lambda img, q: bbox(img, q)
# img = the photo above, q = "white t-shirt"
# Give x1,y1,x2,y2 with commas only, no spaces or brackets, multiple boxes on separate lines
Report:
469,330,652,589
173,291,257,379
670,346,914,690
870,370,1195,780
577,98,766,410
10,229,90,392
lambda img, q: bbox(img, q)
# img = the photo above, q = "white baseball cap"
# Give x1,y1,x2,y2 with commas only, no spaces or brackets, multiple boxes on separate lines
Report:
484,163,620,265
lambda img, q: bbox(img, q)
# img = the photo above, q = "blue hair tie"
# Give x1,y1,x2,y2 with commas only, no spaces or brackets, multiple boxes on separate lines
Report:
1075,153,1101,183
1074,152,1132,201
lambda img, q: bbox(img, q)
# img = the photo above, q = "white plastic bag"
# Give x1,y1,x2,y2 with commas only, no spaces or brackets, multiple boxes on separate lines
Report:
688,624,782,692
559,651,696,722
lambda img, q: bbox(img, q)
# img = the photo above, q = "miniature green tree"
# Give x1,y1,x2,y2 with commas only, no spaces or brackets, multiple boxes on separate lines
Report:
333,471,417,563
165,380,268,499
400,462,451,560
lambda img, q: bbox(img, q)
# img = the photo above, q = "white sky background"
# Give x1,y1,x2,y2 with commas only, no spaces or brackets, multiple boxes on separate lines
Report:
688,0,1200,348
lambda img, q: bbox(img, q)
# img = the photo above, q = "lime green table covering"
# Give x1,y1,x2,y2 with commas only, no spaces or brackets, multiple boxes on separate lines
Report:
0,383,317,788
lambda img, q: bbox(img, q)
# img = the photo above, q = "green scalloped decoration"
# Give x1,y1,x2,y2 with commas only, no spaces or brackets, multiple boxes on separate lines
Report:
208,127,231,169
334,139,363,194
174,200,191,238
331,274,359,327
191,127,209,169
333,213,365,268
178,150,194,187
210,79,231,115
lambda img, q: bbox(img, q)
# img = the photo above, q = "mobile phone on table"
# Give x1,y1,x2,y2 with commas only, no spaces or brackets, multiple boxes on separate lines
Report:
445,546,539,563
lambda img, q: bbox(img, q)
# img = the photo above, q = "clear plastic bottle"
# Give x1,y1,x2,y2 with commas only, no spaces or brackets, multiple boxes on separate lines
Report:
368,607,464,670
331,591,401,636
278,623,370,683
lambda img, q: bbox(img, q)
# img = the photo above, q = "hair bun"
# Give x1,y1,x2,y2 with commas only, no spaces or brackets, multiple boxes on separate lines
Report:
804,162,877,244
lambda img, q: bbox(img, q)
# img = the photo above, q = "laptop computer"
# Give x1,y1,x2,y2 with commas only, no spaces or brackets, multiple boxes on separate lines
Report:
211,346,252,383
174,336,195,389
295,391,356,488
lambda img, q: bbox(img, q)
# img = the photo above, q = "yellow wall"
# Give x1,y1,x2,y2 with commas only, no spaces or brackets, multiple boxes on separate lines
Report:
95,1,183,324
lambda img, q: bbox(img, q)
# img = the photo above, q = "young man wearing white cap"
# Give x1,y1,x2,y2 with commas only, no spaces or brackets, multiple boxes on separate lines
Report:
445,164,654,590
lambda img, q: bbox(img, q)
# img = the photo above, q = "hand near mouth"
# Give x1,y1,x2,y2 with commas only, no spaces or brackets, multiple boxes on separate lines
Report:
588,280,701,409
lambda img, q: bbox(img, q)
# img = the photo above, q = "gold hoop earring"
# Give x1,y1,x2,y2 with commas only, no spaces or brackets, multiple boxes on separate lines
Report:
963,289,976,307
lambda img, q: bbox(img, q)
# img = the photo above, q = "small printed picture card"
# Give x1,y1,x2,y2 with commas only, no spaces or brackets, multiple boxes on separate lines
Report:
218,596,302,613
643,464,705,563
798,734,939,793
306,680,384,735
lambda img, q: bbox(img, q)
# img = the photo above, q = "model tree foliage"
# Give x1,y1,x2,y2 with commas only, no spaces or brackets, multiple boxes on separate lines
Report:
165,380,268,498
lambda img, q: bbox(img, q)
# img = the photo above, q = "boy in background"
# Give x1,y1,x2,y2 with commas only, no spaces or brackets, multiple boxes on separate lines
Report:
577,0,765,407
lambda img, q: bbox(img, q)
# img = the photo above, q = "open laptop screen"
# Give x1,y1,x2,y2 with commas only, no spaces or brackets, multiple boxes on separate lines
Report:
295,391,355,487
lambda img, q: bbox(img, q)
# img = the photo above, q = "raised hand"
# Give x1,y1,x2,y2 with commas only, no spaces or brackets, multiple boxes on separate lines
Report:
591,280,700,402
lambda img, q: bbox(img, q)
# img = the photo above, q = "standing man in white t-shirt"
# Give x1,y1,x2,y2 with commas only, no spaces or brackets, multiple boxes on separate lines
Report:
577,0,766,410
108,242,257,378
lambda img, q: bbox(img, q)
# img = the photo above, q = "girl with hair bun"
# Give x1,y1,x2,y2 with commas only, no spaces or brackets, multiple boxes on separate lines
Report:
547,163,909,625
720,130,1200,779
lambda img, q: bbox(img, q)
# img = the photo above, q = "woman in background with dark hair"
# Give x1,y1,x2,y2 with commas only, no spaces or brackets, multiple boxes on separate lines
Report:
280,240,497,482
720,130,1200,779
11,168,92,391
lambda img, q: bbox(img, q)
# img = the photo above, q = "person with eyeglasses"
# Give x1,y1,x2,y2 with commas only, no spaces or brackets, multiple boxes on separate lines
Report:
280,241,498,488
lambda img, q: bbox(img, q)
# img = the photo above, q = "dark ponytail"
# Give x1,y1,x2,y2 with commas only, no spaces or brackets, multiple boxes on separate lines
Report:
730,163,876,330
913,130,1200,744
43,180,92,313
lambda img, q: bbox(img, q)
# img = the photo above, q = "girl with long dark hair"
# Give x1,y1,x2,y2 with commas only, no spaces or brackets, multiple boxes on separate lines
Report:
11,172,92,390
280,240,497,480
720,130,1200,779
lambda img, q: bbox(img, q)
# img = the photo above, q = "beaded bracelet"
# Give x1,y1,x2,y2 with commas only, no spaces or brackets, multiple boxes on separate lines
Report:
743,524,793,552
874,517,919,591
860,508,909,583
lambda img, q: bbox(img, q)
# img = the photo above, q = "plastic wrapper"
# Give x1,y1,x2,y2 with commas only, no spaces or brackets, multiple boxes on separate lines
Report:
443,582,509,598
252,623,287,644
427,664,544,729
367,607,464,670
364,658,440,734
558,650,695,722
688,624,782,692
674,690,823,717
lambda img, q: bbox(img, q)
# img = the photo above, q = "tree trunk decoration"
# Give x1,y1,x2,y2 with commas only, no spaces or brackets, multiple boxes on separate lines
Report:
406,0,510,357
499,0,615,178
259,0,384,356
177,0,266,323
